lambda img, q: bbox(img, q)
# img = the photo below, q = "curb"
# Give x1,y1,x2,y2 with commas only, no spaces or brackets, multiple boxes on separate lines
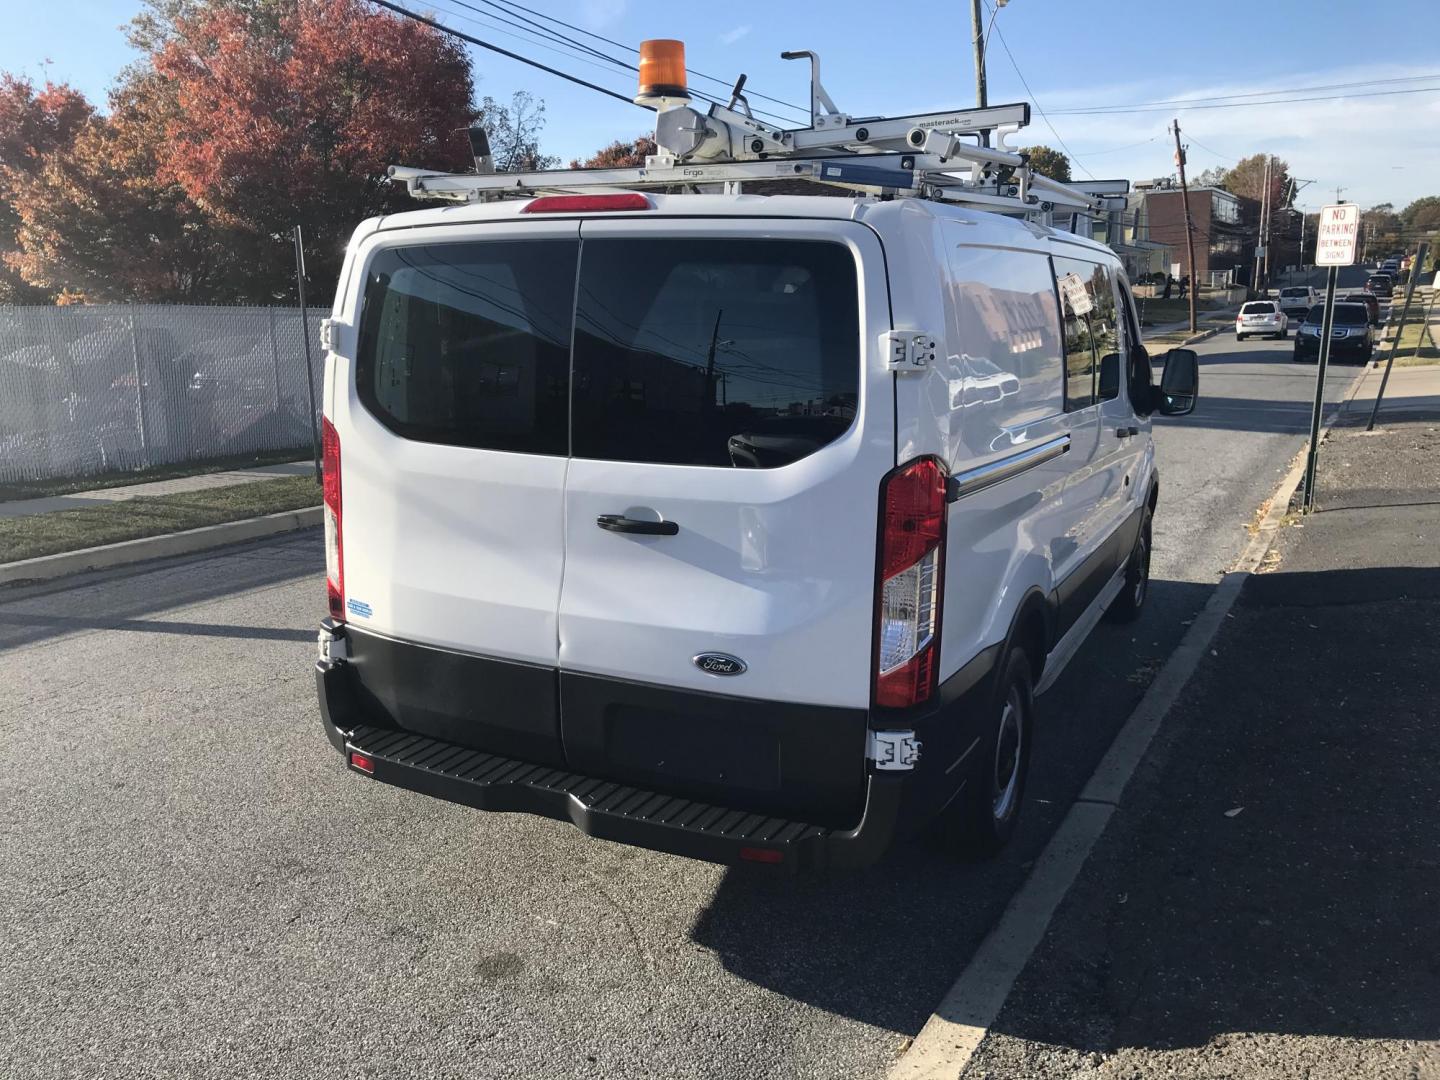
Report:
1182,327,1219,345
0,506,321,587
888,364,1365,1080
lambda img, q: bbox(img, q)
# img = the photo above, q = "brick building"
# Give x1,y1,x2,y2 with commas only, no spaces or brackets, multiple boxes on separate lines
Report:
1139,181,1259,285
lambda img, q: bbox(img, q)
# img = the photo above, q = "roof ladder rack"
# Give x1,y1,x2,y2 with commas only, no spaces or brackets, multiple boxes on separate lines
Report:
388,48,1114,218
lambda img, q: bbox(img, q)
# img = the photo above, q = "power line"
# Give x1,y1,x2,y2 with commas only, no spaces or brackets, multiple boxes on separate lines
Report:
368,0,639,105
479,0,811,119
985,11,1093,180
1051,72,1440,114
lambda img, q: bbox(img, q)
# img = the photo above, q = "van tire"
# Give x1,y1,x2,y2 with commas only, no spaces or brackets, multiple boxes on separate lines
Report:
1105,507,1152,624
936,649,1035,860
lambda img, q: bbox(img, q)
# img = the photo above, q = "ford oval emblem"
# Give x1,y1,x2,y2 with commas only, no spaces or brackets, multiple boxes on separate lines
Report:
693,652,746,676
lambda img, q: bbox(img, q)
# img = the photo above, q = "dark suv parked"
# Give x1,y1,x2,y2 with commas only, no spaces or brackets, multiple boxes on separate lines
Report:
1294,302,1374,364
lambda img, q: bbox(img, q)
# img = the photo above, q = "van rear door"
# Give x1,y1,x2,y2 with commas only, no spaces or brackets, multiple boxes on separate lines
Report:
555,219,893,822
336,219,578,765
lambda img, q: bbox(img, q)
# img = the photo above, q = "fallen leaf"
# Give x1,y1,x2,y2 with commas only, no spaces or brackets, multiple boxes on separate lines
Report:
1224,807,1244,818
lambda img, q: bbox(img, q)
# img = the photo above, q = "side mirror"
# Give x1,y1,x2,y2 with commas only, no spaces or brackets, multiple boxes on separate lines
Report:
1154,348,1198,416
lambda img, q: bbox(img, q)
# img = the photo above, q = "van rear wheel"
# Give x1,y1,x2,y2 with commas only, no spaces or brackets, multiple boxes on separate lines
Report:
936,649,1035,860
1105,508,1152,624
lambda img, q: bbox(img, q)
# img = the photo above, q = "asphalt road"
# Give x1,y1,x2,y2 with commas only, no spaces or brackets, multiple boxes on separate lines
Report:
0,335,1362,1080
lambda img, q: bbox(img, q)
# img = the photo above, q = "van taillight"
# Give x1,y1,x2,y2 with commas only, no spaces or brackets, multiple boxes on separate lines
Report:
874,457,947,709
322,417,343,620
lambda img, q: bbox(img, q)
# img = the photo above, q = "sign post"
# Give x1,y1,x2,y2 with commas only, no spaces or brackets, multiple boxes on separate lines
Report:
1366,240,1430,431
1302,203,1360,514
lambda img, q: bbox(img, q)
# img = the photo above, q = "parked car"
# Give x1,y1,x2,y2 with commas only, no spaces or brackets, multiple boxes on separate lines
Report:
1365,274,1394,298
1344,292,1381,326
1294,302,1375,364
312,192,1198,870
1381,258,1400,276
1276,286,1318,320
1236,300,1288,340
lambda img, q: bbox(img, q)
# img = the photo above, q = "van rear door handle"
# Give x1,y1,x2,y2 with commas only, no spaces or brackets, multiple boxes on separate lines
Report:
596,514,679,536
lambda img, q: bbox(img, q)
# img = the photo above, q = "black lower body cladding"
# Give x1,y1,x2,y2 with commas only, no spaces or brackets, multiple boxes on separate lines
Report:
318,624,1006,867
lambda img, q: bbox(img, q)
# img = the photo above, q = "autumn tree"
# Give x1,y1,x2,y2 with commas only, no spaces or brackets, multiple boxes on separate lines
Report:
7,74,242,302
571,135,657,169
1221,153,1293,211
0,76,93,302
1401,196,1440,235
1192,165,1228,189
1018,145,1070,183
153,0,478,300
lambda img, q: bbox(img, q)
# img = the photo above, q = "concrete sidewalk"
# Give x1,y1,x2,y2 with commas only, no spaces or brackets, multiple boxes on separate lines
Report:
962,380,1440,1077
0,460,315,520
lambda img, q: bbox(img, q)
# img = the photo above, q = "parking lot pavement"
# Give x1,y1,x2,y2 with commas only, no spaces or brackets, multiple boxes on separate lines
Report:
0,340,1362,1079
962,416,1440,1080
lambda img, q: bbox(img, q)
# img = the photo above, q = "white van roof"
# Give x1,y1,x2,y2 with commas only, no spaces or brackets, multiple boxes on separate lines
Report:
369,193,1116,261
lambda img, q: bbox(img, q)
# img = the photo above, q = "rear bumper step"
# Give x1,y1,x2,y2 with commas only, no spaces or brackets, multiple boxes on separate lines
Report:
317,659,904,870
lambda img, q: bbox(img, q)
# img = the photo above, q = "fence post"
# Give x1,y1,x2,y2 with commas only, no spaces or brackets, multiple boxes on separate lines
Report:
268,306,283,413
128,310,152,467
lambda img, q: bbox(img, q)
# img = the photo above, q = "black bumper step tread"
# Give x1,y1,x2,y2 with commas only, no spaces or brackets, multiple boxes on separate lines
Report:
343,724,834,858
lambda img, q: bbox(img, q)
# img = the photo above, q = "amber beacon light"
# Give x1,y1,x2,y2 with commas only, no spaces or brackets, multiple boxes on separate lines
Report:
635,39,689,106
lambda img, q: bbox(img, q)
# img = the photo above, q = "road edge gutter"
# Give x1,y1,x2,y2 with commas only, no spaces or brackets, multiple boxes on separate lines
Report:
0,506,321,587
888,368,1367,1080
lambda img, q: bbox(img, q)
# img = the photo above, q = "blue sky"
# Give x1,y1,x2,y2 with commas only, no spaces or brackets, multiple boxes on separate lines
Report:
4,0,1437,211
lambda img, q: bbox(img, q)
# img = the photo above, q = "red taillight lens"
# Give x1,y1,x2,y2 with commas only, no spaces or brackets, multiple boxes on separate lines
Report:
874,457,948,709
349,751,374,774
322,416,343,620
521,193,652,214
738,847,784,864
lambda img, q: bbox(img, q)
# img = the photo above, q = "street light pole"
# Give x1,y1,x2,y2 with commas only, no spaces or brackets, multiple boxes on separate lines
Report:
971,0,988,141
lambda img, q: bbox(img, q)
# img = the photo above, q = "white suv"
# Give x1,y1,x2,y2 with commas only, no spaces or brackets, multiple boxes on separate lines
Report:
314,193,1198,869
1236,300,1288,340
1276,286,1317,321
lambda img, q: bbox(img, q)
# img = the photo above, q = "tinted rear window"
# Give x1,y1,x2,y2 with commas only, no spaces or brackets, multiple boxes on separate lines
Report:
1241,302,1276,314
356,240,577,454
1332,305,1369,325
571,238,859,468
1279,288,1309,298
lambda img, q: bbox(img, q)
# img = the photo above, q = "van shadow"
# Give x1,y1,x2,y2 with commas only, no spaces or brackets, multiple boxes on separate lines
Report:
956,564,1440,1057
688,577,1216,1035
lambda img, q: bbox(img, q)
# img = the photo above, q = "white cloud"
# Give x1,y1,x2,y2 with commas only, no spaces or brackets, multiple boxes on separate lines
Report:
1022,64,1440,210
579,0,627,30
720,25,752,46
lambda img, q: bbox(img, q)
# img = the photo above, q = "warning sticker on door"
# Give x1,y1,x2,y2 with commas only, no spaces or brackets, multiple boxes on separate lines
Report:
1058,272,1094,317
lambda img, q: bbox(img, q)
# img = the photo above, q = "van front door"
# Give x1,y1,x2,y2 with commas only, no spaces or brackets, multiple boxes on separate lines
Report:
555,219,894,823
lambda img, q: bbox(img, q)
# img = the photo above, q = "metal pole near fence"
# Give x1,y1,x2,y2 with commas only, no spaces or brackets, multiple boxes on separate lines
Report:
293,225,322,483
268,306,283,413
128,310,152,468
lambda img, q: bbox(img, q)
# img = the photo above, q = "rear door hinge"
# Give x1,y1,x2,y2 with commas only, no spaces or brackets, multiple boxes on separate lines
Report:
868,729,922,770
883,331,938,374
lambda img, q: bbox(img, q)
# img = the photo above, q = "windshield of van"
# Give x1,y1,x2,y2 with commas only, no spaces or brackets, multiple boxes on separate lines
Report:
572,238,859,468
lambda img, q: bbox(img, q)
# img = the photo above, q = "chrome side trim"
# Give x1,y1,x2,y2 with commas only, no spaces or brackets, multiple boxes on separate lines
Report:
947,434,1070,502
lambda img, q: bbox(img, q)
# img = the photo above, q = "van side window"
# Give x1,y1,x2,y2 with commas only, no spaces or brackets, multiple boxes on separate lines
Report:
572,238,859,469
1054,256,1121,410
356,240,578,455
1114,277,1152,408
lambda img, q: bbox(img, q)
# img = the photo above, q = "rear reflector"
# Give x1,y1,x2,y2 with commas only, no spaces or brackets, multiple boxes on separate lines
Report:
521,193,652,214
738,847,784,864
349,751,375,775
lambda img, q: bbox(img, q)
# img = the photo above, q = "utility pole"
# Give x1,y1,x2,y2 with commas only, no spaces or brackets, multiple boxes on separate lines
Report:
1252,155,1271,294
1172,118,1199,334
971,0,988,144
1261,156,1275,287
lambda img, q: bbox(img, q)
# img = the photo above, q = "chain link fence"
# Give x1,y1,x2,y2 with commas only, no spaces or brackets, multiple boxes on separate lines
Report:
0,304,324,485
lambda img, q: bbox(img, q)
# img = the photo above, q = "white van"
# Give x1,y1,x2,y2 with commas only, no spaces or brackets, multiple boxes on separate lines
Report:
315,192,1198,870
